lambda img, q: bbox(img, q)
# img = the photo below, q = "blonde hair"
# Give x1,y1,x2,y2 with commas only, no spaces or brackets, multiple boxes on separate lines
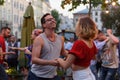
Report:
75,16,98,40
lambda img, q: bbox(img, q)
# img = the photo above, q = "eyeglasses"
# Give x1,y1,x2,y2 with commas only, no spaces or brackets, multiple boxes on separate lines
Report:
45,18,55,22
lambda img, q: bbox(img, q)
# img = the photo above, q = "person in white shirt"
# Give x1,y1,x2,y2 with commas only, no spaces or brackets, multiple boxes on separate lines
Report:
90,30,109,80
65,37,74,51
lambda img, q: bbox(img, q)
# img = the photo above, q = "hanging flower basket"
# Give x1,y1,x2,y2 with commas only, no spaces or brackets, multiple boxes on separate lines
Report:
0,0,4,5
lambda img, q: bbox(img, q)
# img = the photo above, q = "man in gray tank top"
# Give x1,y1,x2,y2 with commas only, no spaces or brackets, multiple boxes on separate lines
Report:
27,13,67,80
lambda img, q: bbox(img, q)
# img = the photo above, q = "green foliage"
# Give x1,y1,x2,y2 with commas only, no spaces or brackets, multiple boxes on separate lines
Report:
61,0,87,11
0,0,4,5
101,6,120,36
5,68,24,80
57,67,66,77
61,0,118,12
51,9,61,32
92,0,102,7
6,68,19,75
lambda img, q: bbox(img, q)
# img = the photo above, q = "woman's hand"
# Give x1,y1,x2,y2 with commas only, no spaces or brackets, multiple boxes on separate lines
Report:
8,46,17,50
57,58,64,62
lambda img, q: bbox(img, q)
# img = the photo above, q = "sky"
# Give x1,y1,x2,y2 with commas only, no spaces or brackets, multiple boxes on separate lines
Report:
49,0,86,18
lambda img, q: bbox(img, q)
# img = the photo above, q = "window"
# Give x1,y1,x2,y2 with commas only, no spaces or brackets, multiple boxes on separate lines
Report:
95,18,98,22
95,12,98,16
14,1,16,8
16,15,19,23
16,2,19,9
76,18,78,22
14,15,17,23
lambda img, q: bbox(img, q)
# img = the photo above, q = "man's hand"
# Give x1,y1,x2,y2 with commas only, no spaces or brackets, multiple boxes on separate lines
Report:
49,60,59,66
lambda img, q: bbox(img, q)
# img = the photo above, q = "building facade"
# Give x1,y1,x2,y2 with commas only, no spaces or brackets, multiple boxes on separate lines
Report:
32,0,51,29
73,5,103,30
73,9,89,27
92,5,102,30
59,14,74,32
0,0,28,38
0,0,51,38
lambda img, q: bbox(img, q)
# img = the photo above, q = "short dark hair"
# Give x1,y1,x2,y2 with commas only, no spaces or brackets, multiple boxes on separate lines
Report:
41,13,51,24
1,27,11,32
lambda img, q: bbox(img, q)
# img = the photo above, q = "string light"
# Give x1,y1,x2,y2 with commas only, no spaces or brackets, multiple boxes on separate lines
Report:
105,0,116,14
105,9,109,13
105,0,109,4
112,2,116,6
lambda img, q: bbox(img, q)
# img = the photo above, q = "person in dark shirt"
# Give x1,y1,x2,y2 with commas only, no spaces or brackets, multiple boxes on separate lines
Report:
6,35,18,69
9,29,42,68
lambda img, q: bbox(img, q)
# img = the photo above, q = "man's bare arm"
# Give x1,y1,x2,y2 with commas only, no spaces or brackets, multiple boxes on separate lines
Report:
32,36,58,66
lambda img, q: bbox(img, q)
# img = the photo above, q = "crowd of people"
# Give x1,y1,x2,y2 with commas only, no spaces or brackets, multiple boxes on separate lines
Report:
0,13,120,80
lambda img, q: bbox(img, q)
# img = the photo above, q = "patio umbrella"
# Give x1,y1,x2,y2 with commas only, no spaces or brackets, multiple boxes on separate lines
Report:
19,2,35,67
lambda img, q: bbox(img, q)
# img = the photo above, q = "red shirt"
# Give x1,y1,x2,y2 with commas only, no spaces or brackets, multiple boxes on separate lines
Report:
0,36,6,64
69,40,97,67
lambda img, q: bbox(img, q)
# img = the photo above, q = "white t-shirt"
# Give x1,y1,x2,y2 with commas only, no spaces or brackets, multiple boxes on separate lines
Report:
65,42,74,50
